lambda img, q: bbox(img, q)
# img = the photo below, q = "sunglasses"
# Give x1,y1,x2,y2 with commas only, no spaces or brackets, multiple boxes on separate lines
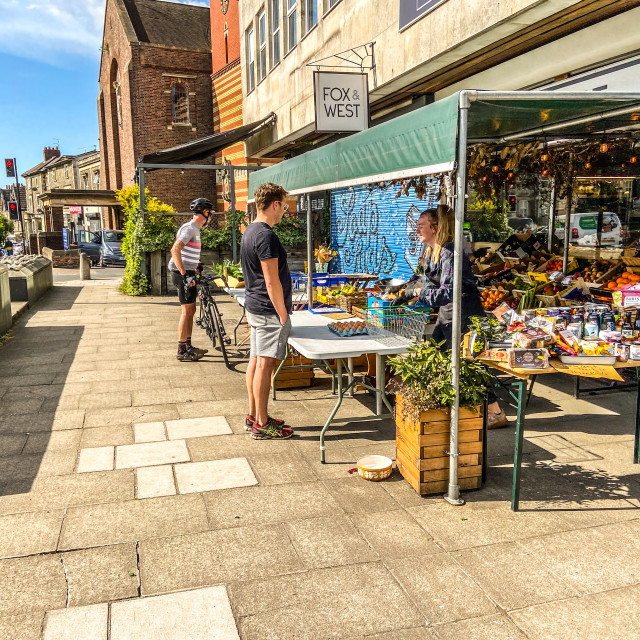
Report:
275,201,289,212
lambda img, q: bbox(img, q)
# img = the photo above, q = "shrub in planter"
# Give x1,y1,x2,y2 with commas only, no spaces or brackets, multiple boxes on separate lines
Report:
388,341,489,495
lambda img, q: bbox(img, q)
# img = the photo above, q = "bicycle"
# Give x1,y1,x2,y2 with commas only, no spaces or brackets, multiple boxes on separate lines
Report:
195,274,232,368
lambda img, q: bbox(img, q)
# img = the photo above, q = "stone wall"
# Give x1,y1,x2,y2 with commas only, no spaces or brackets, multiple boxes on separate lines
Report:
7,257,53,305
36,232,65,253
0,265,11,335
42,247,81,268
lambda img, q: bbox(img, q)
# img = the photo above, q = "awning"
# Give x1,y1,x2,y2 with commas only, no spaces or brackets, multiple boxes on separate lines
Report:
138,113,277,167
248,92,460,198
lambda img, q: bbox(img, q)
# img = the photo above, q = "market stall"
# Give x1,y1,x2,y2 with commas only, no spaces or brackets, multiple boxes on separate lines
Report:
247,90,640,506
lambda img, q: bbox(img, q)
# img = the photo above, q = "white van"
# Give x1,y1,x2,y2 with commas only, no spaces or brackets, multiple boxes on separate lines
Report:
554,212,623,246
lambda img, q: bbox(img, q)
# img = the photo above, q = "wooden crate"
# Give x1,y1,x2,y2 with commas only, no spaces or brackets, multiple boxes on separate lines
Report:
273,352,315,389
395,396,483,495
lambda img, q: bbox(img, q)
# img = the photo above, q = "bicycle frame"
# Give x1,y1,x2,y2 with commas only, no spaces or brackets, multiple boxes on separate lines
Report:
196,275,232,369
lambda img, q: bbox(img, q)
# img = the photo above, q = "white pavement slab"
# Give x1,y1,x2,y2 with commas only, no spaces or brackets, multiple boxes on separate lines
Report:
44,603,108,640
110,585,240,640
174,458,258,494
137,465,177,499
165,416,232,440
77,447,114,473
134,422,167,443
116,440,190,469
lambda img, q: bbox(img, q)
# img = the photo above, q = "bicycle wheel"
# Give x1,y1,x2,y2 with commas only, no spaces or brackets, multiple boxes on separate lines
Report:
205,305,218,349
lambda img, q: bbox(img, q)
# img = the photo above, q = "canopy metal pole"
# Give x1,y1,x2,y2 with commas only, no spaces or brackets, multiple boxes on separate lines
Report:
139,169,146,213
445,91,470,507
230,171,237,263
562,155,574,275
307,194,314,309
548,179,556,254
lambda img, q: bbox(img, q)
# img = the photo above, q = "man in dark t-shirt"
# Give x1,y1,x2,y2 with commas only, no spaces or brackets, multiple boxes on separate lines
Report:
240,182,294,440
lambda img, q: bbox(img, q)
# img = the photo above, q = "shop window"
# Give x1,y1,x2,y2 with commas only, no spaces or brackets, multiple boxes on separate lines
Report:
246,25,255,93
257,9,267,82
302,0,317,35
93,171,100,188
171,82,190,124
270,0,280,68
286,0,296,53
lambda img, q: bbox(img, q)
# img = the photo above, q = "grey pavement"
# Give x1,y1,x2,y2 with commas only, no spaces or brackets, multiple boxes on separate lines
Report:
1,270,640,639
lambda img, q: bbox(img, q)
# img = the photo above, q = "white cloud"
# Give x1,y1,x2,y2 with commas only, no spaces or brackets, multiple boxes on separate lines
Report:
0,0,210,65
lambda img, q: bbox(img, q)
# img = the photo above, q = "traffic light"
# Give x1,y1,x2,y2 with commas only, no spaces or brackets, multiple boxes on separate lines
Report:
508,195,517,213
8,201,19,220
4,158,15,178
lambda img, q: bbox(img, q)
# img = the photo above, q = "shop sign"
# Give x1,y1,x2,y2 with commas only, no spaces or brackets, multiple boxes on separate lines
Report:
68,206,82,215
313,71,369,133
399,0,448,32
297,191,326,212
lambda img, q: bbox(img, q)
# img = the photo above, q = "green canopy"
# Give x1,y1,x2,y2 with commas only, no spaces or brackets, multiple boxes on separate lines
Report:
248,91,460,197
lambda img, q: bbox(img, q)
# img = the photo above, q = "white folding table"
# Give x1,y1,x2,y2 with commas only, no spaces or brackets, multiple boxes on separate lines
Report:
275,310,413,462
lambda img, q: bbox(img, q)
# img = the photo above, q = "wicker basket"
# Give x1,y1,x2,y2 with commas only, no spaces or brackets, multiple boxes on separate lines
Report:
623,256,640,266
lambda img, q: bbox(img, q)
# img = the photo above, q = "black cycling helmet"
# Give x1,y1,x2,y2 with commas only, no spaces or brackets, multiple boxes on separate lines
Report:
190,198,214,218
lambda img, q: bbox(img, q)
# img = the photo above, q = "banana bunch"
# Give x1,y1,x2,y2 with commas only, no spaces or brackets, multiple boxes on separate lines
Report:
339,284,356,295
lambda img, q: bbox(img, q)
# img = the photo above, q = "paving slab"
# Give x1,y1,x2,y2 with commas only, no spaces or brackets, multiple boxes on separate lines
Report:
77,391,132,410
174,458,258,494
454,541,579,609
351,509,442,559
202,482,342,529
0,613,45,640
387,554,497,624
58,494,209,549
110,586,240,640
284,515,379,568
0,469,134,514
61,542,139,607
165,416,233,440
0,434,27,458
228,562,424,640
134,422,166,443
132,387,216,406
137,465,176,499
43,603,108,640
83,404,180,428
246,450,318,484
509,583,640,640
0,554,67,616
77,446,114,473
322,476,401,514
115,440,190,469
80,425,134,448
187,433,297,461
139,523,304,595
434,614,528,640
0,509,64,558
342,629,436,640
22,429,82,455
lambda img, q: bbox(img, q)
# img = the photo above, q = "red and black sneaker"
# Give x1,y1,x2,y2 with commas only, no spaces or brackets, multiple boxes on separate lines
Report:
244,414,286,432
250,418,294,440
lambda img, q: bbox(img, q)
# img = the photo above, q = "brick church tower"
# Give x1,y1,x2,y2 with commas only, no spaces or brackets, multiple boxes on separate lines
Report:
98,0,216,212
210,0,249,212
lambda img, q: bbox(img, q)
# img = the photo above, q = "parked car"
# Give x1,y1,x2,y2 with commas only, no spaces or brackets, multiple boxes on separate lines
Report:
554,212,623,246
508,217,537,233
77,229,126,266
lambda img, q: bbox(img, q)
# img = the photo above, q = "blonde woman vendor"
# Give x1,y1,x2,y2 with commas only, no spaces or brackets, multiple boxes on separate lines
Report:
392,205,507,428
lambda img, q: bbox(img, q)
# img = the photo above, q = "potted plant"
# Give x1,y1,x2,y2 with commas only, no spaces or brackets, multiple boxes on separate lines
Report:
388,341,489,495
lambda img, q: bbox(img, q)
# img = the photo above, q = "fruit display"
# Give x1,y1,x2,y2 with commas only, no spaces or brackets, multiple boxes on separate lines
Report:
574,260,616,283
605,271,640,291
509,253,550,274
544,258,565,272
480,288,509,310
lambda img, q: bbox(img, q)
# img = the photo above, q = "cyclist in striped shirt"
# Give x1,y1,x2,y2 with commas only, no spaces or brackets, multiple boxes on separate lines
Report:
169,198,213,361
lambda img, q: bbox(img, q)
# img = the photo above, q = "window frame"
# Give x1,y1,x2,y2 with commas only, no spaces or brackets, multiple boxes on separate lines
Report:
257,8,267,83
269,0,281,69
323,0,341,16
302,0,317,36
246,24,256,93
171,82,191,125
286,0,297,54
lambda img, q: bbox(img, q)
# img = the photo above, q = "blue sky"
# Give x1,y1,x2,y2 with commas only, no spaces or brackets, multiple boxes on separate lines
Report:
0,0,209,184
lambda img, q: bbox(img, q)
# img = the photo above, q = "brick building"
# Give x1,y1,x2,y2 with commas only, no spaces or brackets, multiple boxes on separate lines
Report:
97,0,216,212
210,0,248,211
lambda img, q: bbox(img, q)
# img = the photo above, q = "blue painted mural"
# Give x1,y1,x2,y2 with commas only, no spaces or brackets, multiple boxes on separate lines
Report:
330,181,439,280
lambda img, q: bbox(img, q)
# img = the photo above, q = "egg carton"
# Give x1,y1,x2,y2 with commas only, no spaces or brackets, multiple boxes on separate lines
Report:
328,321,368,337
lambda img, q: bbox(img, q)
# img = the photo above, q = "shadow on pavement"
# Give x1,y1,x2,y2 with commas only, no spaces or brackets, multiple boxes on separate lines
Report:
34,285,83,311
0,324,82,496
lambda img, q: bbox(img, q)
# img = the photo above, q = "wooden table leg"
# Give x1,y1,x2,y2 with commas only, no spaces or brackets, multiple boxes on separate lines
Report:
635,372,640,465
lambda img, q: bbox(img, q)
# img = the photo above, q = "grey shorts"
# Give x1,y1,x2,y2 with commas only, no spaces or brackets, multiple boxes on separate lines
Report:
246,311,291,360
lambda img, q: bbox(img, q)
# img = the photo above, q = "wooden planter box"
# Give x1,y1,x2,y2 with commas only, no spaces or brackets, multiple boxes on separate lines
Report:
395,395,483,495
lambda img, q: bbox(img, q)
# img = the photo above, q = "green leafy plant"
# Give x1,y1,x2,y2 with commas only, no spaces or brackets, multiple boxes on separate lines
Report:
0,217,14,248
200,210,246,249
116,185,176,296
213,259,243,279
466,190,512,242
388,341,489,422
273,214,307,246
